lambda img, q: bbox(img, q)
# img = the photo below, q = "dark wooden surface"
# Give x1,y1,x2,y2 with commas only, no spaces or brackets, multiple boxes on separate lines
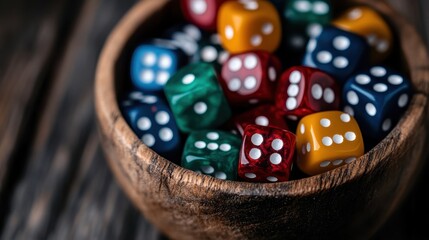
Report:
0,0,427,239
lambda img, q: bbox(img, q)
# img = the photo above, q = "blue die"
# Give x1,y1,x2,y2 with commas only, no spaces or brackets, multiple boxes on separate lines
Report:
342,66,413,146
130,39,187,92
120,91,182,160
120,91,159,122
303,26,370,83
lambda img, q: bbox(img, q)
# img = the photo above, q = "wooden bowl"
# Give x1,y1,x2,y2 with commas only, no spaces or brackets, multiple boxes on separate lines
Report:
95,0,429,239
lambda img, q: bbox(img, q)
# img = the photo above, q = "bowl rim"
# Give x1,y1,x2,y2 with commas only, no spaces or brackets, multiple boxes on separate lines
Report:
95,0,429,198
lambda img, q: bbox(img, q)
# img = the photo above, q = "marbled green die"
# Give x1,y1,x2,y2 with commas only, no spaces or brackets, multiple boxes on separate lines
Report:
284,0,332,25
164,62,232,133
182,130,241,180
283,0,331,41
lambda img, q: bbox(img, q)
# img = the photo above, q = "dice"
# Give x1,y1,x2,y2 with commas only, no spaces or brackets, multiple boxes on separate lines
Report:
232,105,289,135
302,26,370,83
218,0,282,54
283,0,332,25
191,33,229,69
130,39,187,91
219,51,282,106
296,111,364,176
239,124,296,183
164,62,232,133
164,24,203,58
275,66,340,119
181,0,232,31
342,66,412,146
277,26,309,66
120,91,182,160
332,6,393,63
182,130,241,180
279,0,332,64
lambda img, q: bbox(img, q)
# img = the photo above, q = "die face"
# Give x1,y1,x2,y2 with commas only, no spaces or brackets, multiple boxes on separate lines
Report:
278,25,310,66
280,0,332,65
332,6,393,63
130,41,187,91
233,105,289,135
120,91,161,122
296,111,364,176
218,1,282,54
303,26,370,83
278,22,325,66
275,66,340,119
239,124,296,183
164,24,203,58
342,66,412,144
283,0,332,25
220,51,281,106
181,0,231,31
191,34,230,69
182,130,241,180
121,92,182,159
133,102,182,153
164,62,232,133
164,23,203,42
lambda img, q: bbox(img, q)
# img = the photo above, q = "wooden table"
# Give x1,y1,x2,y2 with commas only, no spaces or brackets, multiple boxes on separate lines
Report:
0,0,428,239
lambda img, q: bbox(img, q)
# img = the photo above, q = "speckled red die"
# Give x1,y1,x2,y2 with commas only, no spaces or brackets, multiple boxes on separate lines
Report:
239,124,295,183
219,51,282,107
180,0,232,31
275,66,340,120
232,105,289,135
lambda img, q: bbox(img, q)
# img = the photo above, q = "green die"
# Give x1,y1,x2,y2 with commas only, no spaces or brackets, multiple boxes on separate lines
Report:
280,0,332,62
284,0,332,26
164,62,231,133
182,130,241,180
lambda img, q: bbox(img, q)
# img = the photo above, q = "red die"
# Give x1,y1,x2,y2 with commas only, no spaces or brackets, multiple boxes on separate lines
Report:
275,66,340,119
233,105,289,135
220,51,282,106
181,0,231,31
239,124,295,183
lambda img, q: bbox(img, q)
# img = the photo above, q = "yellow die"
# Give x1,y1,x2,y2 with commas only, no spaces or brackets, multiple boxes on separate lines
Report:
332,6,393,63
217,0,281,54
296,111,364,176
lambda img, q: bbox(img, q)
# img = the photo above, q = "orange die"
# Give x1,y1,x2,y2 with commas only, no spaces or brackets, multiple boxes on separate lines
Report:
217,0,281,54
332,6,393,63
296,111,364,176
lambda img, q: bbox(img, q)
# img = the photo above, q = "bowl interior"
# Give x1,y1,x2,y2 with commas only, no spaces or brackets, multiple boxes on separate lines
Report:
112,0,416,186
95,0,429,238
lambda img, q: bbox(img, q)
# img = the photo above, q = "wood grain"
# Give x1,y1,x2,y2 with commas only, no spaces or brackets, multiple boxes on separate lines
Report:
0,0,159,239
0,0,81,195
0,0,87,234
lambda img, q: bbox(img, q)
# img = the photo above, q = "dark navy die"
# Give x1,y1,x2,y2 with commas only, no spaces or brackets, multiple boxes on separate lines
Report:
130,39,187,92
121,91,160,122
191,33,229,69
120,91,182,161
277,24,311,67
164,23,203,58
303,26,370,83
268,0,286,14
342,66,413,146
